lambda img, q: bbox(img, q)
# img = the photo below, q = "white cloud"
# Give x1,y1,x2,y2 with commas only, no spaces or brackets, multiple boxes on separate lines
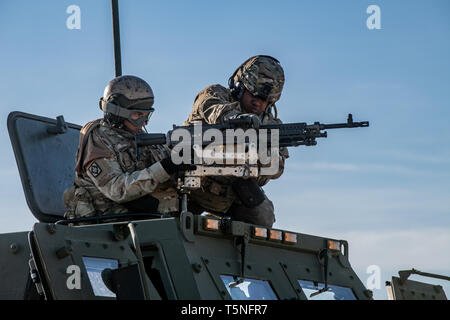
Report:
0,168,19,177
271,186,450,233
0,199,36,233
378,150,450,165
286,161,448,177
334,228,450,271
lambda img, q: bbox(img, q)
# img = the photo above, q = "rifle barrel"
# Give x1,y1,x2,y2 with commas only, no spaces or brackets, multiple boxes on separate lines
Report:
136,133,167,147
322,121,369,129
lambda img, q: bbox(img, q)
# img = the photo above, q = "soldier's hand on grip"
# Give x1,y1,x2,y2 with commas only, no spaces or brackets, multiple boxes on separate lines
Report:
226,113,261,129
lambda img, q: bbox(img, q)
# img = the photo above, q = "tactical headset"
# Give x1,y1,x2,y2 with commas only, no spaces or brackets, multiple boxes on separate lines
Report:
228,55,281,102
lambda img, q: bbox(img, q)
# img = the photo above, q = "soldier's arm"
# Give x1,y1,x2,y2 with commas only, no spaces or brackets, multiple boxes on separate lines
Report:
257,147,289,186
85,157,170,204
192,85,242,124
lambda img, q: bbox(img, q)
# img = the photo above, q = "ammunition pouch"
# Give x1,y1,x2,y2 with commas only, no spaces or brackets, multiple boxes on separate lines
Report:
63,185,96,219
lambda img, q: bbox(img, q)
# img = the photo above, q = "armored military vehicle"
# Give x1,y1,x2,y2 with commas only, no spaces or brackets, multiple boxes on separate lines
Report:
0,1,447,301
2,111,447,301
0,111,370,300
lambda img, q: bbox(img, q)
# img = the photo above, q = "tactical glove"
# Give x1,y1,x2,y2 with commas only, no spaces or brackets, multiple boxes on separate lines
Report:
225,113,261,129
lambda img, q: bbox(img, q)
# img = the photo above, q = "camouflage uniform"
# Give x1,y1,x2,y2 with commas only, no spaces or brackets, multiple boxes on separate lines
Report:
63,119,178,220
185,84,289,227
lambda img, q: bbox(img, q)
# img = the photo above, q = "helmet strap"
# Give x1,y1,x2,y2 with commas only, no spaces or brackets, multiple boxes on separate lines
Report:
263,104,278,120
272,104,278,119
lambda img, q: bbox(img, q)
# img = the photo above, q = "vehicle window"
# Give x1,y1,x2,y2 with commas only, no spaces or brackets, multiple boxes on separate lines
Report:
220,275,278,300
298,280,357,300
82,257,118,297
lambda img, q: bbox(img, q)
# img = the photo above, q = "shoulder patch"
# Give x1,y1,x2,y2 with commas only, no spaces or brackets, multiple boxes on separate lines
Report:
88,161,102,178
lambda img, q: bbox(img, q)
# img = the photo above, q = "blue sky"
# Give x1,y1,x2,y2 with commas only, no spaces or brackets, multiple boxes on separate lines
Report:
1,0,449,299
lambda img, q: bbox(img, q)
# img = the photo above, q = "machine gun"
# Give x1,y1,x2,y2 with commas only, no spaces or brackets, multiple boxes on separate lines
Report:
136,113,369,212
136,113,369,148
135,113,369,187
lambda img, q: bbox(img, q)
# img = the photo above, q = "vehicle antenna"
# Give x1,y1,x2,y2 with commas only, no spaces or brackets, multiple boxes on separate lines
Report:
111,0,122,76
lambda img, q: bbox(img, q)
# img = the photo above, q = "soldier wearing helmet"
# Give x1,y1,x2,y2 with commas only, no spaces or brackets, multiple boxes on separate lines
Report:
63,75,192,222
184,56,289,228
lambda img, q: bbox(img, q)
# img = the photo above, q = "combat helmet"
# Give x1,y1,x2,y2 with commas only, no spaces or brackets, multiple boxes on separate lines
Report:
229,55,285,106
99,75,155,127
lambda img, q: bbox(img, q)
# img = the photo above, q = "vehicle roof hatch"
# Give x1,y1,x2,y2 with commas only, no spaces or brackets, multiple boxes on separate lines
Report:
7,111,81,223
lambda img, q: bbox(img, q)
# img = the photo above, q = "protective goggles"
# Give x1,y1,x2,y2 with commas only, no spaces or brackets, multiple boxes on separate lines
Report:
102,101,154,127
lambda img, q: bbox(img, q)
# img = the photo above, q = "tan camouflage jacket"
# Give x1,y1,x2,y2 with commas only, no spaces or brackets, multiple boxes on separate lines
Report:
63,119,178,220
184,84,289,213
